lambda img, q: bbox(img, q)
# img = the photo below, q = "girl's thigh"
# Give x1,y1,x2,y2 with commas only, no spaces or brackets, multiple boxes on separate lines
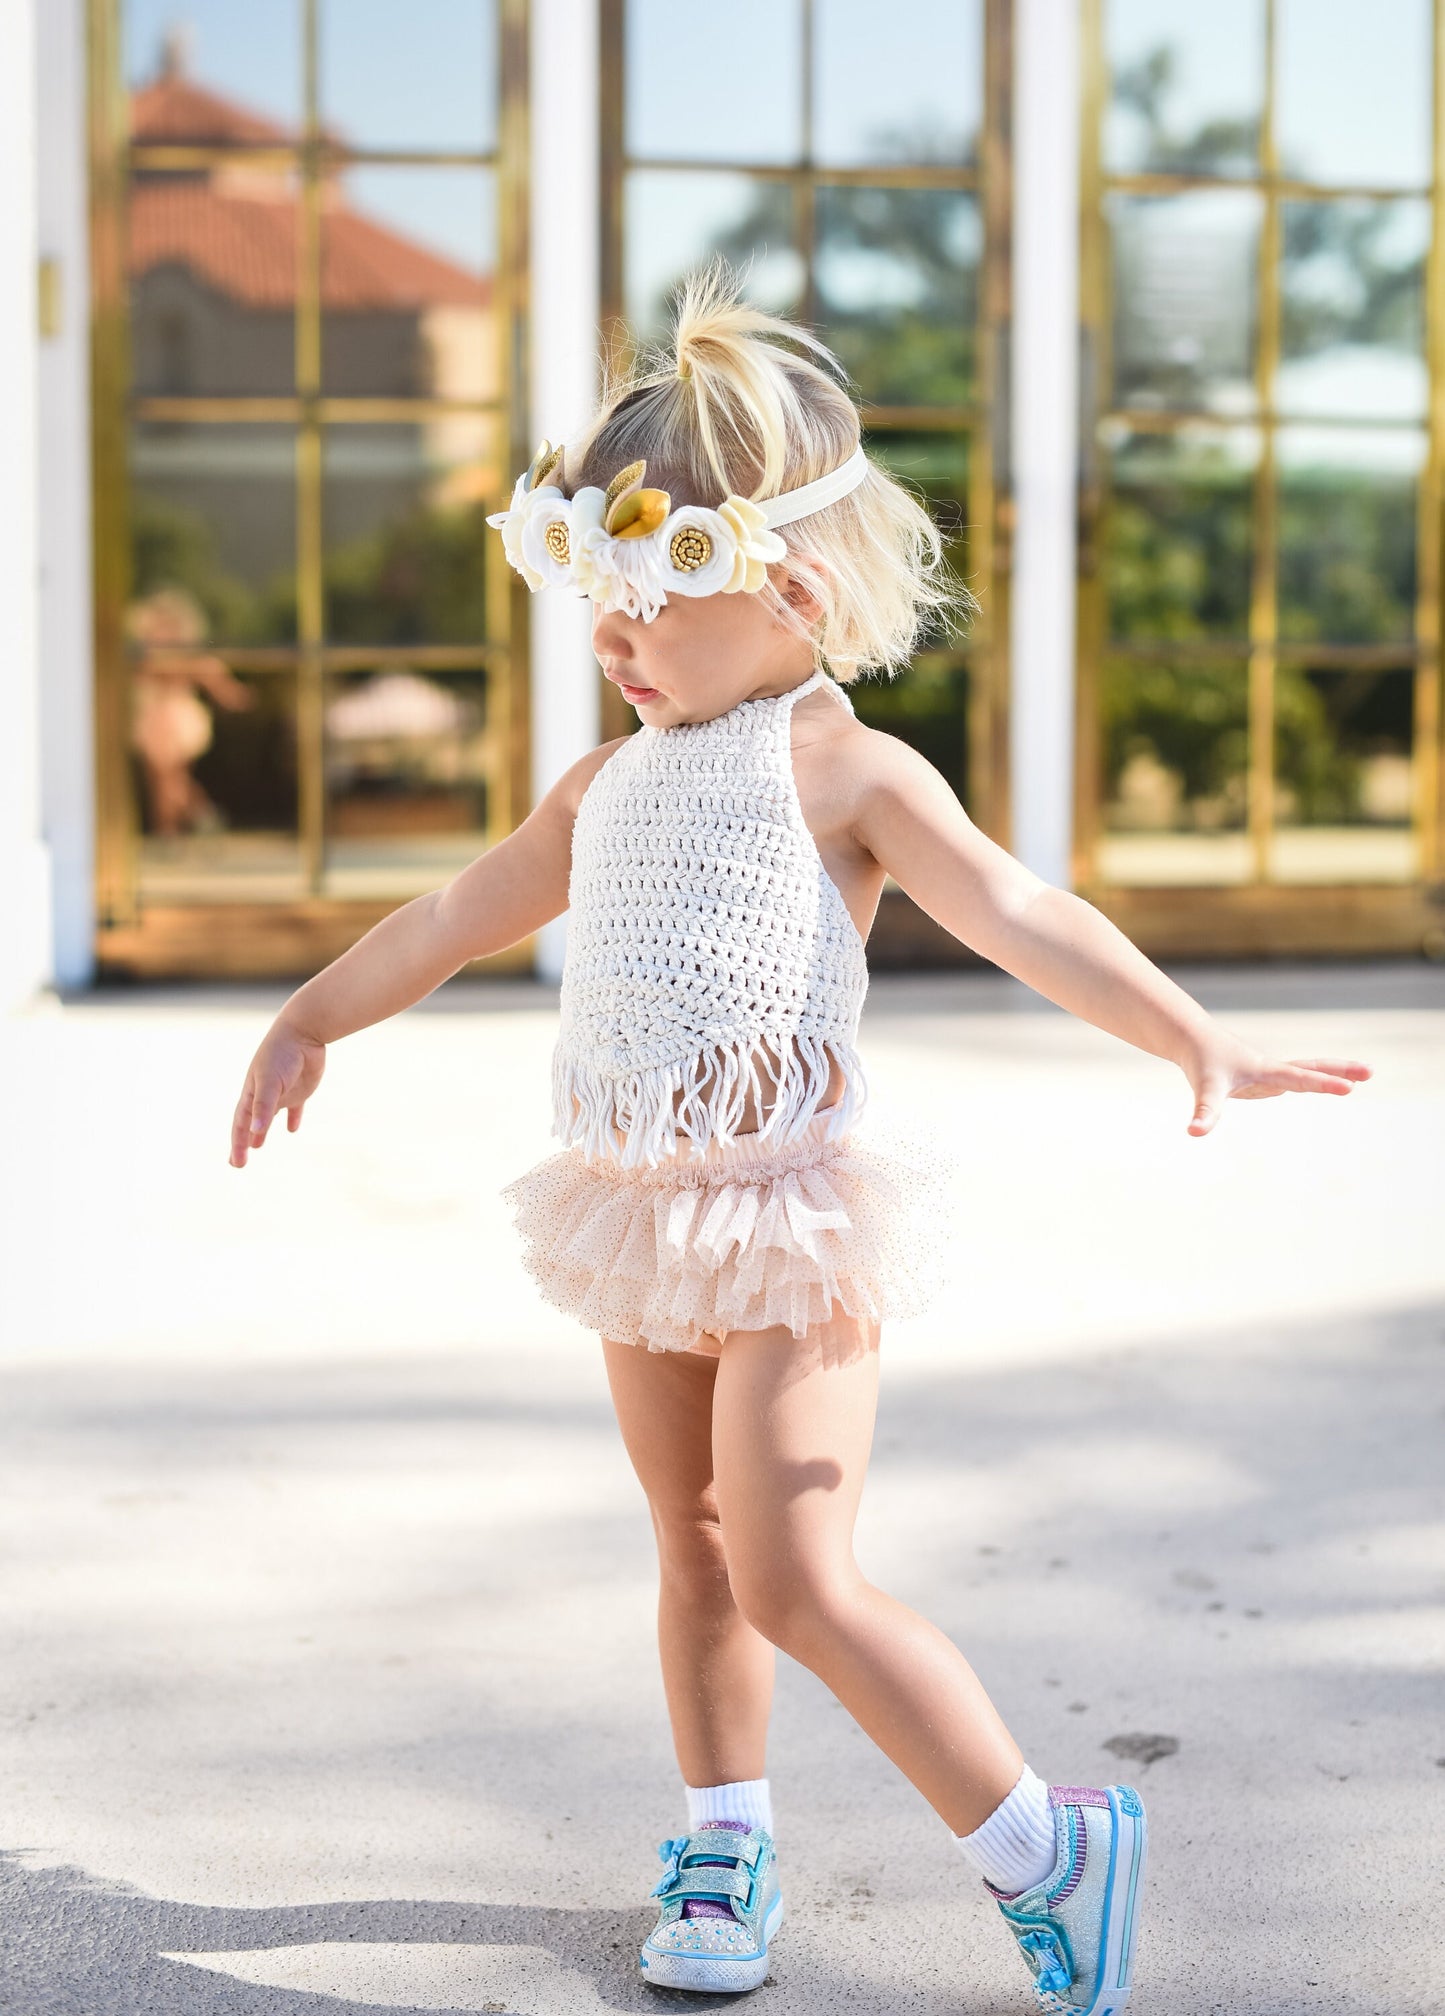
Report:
600,1334,720,1519
709,1312,882,1584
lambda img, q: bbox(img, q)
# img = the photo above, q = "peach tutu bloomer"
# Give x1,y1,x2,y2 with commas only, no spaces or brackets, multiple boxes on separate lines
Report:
501,1102,960,1357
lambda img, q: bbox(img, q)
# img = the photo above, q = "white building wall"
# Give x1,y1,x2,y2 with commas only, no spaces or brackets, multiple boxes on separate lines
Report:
0,0,48,1012
527,0,601,982
1010,0,1082,891
37,0,95,989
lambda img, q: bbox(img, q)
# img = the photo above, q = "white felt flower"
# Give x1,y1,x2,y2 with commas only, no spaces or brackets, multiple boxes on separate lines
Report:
657,506,740,599
519,494,576,589
485,474,568,592
718,495,788,593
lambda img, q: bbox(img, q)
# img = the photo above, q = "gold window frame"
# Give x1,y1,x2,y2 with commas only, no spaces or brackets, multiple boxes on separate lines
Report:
598,0,1014,963
87,0,534,978
1077,0,1445,957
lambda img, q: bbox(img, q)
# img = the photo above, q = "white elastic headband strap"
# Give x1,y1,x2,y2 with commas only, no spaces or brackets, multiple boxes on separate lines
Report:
758,443,869,528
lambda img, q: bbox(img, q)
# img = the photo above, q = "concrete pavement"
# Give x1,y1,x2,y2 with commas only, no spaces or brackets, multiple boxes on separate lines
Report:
1,963,1442,2015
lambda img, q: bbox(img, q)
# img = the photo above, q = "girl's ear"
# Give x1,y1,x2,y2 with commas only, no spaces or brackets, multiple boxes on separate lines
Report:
779,558,827,625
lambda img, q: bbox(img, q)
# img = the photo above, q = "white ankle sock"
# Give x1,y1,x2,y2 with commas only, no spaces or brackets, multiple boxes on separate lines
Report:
951,1765,1057,1896
684,1776,773,1835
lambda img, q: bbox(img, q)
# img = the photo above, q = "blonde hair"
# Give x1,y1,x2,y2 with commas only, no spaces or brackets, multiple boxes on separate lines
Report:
566,258,973,682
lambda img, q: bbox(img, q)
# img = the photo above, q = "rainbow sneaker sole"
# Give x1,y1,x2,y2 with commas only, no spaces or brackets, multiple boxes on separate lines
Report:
988,1784,1148,2016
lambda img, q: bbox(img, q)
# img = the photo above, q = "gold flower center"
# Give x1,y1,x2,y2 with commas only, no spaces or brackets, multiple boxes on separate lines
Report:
543,519,571,565
669,527,713,573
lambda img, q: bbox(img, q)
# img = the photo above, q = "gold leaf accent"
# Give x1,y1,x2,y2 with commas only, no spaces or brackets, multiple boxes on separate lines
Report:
543,519,571,565
669,527,713,573
524,438,557,490
611,488,672,539
531,442,565,491
603,459,647,518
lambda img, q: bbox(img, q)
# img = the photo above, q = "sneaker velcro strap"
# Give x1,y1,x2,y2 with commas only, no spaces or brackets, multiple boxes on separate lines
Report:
667,1864,752,1903
685,1829,762,1867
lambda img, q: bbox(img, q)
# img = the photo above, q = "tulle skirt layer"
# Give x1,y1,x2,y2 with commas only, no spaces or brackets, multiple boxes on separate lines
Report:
500,1107,960,1355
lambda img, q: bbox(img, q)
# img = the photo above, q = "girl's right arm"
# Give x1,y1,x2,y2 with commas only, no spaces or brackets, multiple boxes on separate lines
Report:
228,736,628,1167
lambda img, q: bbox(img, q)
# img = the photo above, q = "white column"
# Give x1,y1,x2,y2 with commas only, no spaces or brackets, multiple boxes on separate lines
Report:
527,0,601,981
37,0,95,989
0,0,49,1011
1010,0,1081,890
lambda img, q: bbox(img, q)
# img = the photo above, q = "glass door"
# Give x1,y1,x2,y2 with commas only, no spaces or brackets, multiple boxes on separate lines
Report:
90,0,530,975
1078,0,1445,956
600,0,1013,964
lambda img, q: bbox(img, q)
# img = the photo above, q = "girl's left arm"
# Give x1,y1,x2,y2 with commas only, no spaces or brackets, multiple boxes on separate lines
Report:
851,732,1371,1135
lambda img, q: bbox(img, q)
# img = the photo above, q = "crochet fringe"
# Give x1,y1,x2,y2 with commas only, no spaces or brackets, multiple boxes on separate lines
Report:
552,1031,867,1169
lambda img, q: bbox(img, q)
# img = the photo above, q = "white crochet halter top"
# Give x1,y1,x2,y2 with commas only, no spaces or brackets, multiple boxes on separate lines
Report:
554,665,870,1168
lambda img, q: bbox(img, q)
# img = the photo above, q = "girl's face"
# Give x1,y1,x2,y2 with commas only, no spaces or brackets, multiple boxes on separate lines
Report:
590,567,820,727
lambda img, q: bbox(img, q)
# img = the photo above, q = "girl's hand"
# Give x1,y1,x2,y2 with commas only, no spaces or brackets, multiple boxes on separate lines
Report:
229,1021,326,1167
1182,1035,1371,1137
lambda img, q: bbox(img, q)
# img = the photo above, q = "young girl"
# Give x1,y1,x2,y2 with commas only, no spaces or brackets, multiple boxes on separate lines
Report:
229,262,1370,2013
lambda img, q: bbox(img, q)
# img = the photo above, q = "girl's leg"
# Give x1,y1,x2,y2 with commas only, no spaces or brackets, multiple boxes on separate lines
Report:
711,1316,1024,1837
600,1335,777,1790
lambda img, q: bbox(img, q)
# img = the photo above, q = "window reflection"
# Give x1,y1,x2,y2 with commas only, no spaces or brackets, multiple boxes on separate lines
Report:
625,173,801,341
132,659,301,903
124,2,301,133
625,0,803,164
1278,199,1428,422
1108,191,1261,414
320,167,498,399
322,418,498,644
1272,667,1417,881
130,423,297,644
1104,425,1258,642
324,669,491,898
865,431,971,642
1097,657,1250,886
1277,427,1423,644
816,188,980,407
813,0,982,168
1104,0,1263,178
319,0,498,154
1276,0,1430,190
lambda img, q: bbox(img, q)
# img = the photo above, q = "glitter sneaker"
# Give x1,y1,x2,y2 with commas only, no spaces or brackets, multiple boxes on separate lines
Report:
639,1819,784,1993
988,1784,1148,2016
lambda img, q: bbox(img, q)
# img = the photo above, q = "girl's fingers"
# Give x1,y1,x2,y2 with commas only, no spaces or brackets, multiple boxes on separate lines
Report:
230,1087,255,1166
1188,1073,1232,1137
1287,1056,1373,1081
287,1104,304,1133
1264,1062,1361,1095
249,1077,282,1145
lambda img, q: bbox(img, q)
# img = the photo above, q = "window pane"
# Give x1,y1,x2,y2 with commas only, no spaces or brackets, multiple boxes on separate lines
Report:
125,1,301,136
849,662,972,806
1104,0,1264,177
624,173,801,342
1276,0,1430,190
625,0,803,163
813,0,982,168
129,169,297,397
1272,667,1418,882
133,666,301,904
1103,425,1258,641
1277,427,1423,644
865,430,972,645
1096,658,1251,886
322,418,499,644
130,423,297,644
319,0,498,154
1278,199,1428,422
816,188,980,407
324,669,493,898
1108,191,1261,414
321,167,497,398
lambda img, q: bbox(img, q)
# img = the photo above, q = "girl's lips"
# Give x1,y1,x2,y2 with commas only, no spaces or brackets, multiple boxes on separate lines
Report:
618,681,661,704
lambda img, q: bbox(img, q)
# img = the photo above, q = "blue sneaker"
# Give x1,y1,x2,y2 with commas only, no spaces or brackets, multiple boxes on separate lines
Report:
987,1784,1148,2015
639,1820,784,1993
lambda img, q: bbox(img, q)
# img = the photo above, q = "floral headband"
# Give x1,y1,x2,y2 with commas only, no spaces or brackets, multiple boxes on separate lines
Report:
486,439,870,623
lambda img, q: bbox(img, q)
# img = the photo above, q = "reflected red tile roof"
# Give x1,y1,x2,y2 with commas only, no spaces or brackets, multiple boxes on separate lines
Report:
128,67,488,310
129,179,489,309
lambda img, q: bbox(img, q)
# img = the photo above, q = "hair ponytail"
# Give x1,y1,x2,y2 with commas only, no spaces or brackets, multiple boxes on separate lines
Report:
568,256,973,680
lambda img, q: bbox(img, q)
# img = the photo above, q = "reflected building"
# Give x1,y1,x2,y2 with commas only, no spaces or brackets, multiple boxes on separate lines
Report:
4,1,1445,1002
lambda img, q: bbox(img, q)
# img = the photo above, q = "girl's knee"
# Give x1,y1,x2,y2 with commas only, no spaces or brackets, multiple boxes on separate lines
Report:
652,1499,732,1601
726,1553,860,1655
